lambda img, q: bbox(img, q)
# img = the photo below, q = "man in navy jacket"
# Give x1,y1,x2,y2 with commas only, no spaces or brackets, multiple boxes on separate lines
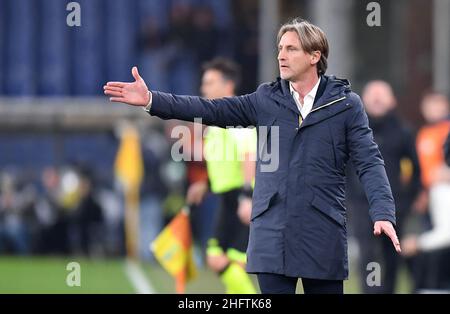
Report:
104,18,401,294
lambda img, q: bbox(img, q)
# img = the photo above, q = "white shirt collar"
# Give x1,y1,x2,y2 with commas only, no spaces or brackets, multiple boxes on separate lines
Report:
289,77,321,118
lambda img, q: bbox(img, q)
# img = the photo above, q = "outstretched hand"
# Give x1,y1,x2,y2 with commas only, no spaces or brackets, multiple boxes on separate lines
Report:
104,66,150,107
374,220,401,253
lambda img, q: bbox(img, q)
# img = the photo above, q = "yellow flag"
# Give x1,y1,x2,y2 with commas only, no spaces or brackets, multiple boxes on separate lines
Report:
151,208,197,293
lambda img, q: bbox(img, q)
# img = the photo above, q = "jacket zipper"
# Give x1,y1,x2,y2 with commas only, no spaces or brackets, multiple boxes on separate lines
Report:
310,96,347,114
298,96,347,127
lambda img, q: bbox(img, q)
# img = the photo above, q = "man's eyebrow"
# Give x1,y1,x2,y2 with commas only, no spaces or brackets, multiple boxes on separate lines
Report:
278,44,297,49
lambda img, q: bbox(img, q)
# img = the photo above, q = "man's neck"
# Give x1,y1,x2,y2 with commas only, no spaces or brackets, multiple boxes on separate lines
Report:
290,73,320,99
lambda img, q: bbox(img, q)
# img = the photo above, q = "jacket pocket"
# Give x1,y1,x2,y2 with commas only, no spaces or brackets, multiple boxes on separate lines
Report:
311,194,346,227
251,190,277,221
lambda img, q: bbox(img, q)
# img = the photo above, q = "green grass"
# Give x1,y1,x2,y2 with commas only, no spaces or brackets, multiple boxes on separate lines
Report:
0,256,412,294
0,256,134,294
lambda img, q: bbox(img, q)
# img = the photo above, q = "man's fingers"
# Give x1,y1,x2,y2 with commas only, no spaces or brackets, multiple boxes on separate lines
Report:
381,224,394,239
389,232,402,253
382,225,402,253
106,82,126,88
132,66,141,81
104,90,122,98
109,97,126,103
387,228,402,253
103,85,122,92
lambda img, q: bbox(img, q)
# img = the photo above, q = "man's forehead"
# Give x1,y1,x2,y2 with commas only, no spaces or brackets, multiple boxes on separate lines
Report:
279,31,301,46
203,69,222,79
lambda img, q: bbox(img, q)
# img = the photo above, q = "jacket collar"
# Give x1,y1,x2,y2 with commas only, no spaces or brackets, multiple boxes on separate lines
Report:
270,75,351,115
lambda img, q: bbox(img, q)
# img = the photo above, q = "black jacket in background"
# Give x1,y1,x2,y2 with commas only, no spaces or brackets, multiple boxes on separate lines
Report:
444,130,450,166
346,111,421,214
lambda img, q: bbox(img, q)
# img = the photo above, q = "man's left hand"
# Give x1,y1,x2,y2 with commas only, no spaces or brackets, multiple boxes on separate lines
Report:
374,220,402,253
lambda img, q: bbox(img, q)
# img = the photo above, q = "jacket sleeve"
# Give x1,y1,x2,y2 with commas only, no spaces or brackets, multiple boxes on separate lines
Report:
346,93,397,226
148,91,258,128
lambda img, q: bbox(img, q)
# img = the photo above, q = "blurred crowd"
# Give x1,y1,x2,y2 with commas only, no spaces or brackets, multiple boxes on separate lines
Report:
346,82,450,293
0,121,217,262
138,0,259,96
0,164,121,256
0,0,259,96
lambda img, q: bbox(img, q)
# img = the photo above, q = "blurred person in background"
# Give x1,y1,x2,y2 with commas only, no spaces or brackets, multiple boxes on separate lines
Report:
0,172,35,255
401,92,450,291
159,120,190,225
35,167,61,253
179,120,219,267
34,167,70,254
55,166,83,254
96,177,125,257
346,81,421,293
38,165,96,255
185,58,257,293
138,128,169,261
70,166,104,257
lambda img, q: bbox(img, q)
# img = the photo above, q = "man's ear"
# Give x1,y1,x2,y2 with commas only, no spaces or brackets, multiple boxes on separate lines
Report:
310,51,321,66
225,80,236,95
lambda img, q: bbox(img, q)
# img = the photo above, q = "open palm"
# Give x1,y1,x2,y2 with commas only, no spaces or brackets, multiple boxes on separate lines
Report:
104,66,150,107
